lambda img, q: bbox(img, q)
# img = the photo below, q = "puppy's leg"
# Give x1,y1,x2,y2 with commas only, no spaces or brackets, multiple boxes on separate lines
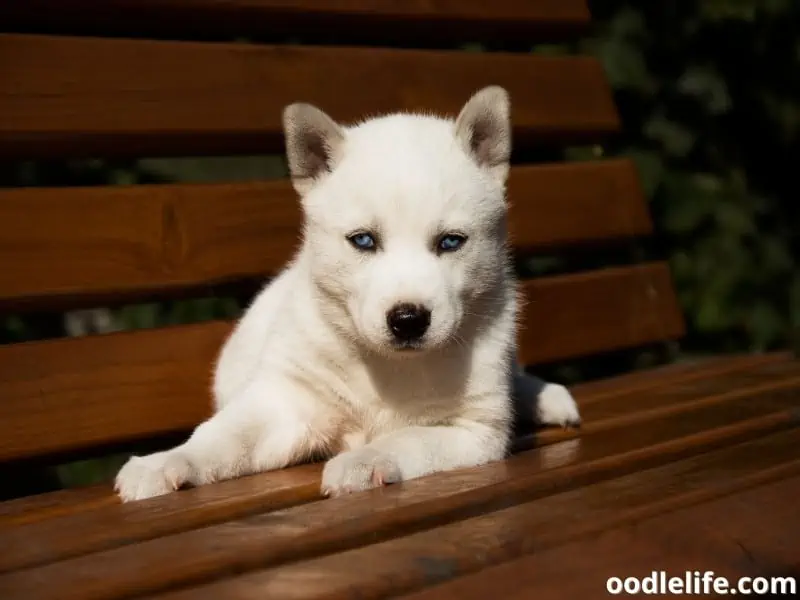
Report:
512,364,581,429
321,420,506,497
115,378,323,502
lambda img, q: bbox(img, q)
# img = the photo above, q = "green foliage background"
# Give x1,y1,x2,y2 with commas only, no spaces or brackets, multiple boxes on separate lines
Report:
584,0,797,353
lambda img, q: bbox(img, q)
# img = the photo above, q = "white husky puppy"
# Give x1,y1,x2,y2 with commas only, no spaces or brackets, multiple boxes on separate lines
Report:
115,86,581,502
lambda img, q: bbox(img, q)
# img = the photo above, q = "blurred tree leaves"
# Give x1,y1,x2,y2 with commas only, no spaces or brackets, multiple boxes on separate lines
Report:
581,8,659,95
581,0,796,353
700,0,793,20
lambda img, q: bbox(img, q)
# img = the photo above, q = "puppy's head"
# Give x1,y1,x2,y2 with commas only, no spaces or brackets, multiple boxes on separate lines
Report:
283,87,512,357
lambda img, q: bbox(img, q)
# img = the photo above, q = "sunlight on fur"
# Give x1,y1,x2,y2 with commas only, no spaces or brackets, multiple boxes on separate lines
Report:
115,87,581,502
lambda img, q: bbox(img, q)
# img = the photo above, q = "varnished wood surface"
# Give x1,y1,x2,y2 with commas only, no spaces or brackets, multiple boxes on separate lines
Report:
3,355,790,572
0,485,114,528
0,0,591,43
154,441,800,600
0,353,787,530
403,475,800,600
0,263,683,463
0,354,797,600
0,160,650,312
0,34,618,159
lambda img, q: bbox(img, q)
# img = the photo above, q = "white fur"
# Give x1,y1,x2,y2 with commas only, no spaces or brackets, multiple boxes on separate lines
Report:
536,383,582,427
115,87,580,501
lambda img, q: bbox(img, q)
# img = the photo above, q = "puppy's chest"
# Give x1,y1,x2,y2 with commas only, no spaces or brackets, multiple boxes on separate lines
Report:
332,401,444,453
326,364,464,440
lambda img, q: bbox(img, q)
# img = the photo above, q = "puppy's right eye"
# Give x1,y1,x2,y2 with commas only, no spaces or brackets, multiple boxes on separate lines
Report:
347,232,377,251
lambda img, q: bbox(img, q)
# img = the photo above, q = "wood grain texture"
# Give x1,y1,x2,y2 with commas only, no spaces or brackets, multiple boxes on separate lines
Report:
0,34,619,159
1,353,785,530
518,262,684,364
0,320,225,463
0,160,650,312
0,0,591,43
0,263,683,463
152,438,800,600
403,475,800,600
564,351,794,402
1,369,797,599
2,358,795,572
0,485,114,528
532,358,800,445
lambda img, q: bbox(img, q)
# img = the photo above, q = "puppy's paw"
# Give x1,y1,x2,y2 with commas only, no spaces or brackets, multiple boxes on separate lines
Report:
321,447,402,497
114,451,193,502
537,383,581,428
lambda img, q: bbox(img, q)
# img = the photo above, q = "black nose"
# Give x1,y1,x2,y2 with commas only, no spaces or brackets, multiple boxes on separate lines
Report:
386,303,431,342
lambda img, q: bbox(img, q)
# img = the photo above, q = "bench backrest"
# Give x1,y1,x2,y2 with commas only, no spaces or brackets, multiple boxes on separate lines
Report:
0,0,685,465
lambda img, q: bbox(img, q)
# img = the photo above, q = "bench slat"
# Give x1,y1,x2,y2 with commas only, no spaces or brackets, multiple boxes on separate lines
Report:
0,353,785,530
566,351,794,402
0,485,116,528
534,358,800,445
402,474,800,600
154,435,800,600
1,366,797,599
518,263,684,364
0,34,618,159
0,263,683,463
0,0,591,43
0,160,649,312
0,357,795,573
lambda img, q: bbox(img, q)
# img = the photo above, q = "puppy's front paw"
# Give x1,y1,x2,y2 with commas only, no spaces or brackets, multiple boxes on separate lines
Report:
114,451,193,502
321,447,402,497
537,383,581,428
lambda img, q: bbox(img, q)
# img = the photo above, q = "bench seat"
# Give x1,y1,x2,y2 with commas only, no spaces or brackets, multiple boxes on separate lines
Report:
1,352,797,599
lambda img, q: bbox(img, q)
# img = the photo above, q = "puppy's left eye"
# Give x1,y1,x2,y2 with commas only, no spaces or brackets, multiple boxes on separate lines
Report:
437,234,467,253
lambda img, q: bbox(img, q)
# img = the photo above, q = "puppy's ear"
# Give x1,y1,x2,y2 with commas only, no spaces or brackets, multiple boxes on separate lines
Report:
454,86,511,184
282,103,345,196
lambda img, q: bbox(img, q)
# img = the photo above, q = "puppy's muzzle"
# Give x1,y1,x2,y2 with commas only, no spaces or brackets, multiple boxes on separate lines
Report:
386,303,431,344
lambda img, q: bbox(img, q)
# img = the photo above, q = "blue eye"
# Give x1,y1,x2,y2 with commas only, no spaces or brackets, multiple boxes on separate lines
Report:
348,232,376,250
437,234,467,253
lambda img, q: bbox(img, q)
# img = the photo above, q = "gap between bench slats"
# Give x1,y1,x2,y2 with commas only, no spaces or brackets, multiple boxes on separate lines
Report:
0,364,797,598
0,0,591,43
0,352,788,529
0,159,649,312
0,262,684,463
0,34,618,159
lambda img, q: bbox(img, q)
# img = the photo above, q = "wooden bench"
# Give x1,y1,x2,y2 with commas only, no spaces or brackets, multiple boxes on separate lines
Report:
0,2,798,598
